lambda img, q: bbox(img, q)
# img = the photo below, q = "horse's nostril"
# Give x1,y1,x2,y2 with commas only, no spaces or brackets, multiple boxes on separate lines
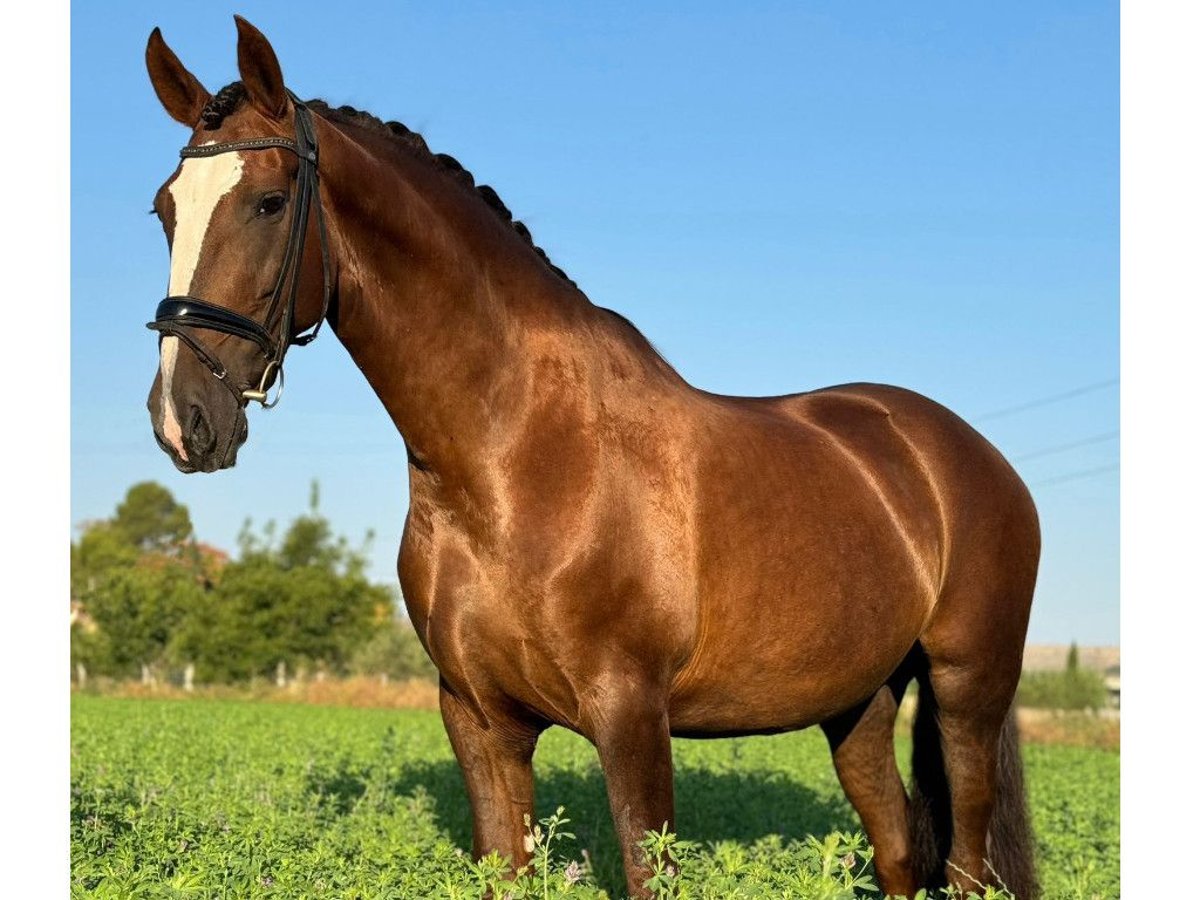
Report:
189,406,216,454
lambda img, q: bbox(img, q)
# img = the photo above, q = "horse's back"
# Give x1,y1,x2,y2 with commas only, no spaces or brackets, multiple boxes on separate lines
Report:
770,381,1038,559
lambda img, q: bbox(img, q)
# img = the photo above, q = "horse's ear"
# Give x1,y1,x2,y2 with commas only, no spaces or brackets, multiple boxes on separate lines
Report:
234,16,288,120
146,28,211,127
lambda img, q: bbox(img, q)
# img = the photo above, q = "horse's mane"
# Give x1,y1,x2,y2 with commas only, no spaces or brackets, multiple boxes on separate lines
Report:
200,83,671,367
200,82,576,288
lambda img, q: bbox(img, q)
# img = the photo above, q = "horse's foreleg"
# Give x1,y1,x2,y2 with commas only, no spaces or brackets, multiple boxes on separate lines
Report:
593,694,675,899
822,682,917,899
440,682,544,870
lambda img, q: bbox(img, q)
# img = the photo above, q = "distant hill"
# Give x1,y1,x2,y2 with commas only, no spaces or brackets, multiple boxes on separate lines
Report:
1023,644,1119,673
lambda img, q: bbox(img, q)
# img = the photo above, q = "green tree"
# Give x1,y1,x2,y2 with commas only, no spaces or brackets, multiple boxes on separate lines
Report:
113,481,193,552
72,484,204,677
71,521,138,601
80,562,203,677
177,482,394,681
1066,641,1080,674
72,478,397,685
278,482,344,571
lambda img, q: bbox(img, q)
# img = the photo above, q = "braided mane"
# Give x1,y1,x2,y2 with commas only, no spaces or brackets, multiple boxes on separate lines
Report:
200,82,577,289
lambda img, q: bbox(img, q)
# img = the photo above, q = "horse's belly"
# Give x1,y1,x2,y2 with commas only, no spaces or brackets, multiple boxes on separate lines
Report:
662,403,941,734
668,492,934,732
665,587,924,735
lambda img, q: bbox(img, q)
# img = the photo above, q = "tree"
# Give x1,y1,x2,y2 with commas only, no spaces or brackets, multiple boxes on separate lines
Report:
72,483,204,677
72,478,398,684
113,481,193,552
1066,642,1080,674
79,562,203,677
176,482,395,681
72,522,138,601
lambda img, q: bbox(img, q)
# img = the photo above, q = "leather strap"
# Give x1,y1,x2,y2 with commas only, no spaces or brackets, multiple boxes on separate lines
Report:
148,297,276,356
180,137,302,158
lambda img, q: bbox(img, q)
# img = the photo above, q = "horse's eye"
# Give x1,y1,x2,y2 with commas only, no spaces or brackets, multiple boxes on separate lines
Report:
257,194,287,217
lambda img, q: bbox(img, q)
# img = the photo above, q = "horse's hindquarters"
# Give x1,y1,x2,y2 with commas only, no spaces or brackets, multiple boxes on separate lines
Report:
663,383,1037,738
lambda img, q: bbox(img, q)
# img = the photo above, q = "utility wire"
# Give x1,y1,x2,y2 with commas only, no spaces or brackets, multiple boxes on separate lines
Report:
1013,430,1120,463
1029,463,1119,488
975,378,1119,422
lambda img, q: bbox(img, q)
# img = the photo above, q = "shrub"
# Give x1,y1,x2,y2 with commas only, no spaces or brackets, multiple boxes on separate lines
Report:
350,617,438,682
1016,669,1108,711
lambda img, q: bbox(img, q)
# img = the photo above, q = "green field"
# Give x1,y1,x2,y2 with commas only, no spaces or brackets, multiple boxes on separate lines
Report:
71,696,1118,899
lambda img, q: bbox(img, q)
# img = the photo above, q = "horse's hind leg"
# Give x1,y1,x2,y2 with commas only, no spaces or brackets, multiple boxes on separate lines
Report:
917,578,1035,896
920,653,1013,893
822,672,917,899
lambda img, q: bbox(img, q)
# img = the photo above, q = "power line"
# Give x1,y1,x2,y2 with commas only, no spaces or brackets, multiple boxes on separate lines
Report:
1029,463,1119,488
1013,430,1120,462
975,378,1119,422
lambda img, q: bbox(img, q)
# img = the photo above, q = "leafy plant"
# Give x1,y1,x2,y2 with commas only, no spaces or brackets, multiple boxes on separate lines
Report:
1017,669,1108,711
71,697,1119,899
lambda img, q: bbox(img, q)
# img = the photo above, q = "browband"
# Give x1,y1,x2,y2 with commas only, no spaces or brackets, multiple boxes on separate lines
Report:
180,137,305,159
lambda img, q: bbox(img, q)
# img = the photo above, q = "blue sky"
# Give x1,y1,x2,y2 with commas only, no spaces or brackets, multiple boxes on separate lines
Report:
71,2,1118,644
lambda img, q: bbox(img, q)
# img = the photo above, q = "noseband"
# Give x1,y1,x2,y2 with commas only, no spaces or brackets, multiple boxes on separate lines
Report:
146,90,331,409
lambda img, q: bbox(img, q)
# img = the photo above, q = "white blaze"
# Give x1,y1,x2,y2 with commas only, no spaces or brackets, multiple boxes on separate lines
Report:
159,336,185,459
159,148,246,460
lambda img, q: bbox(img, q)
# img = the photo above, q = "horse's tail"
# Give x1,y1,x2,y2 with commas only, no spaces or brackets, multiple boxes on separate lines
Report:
908,667,1040,899
987,709,1039,898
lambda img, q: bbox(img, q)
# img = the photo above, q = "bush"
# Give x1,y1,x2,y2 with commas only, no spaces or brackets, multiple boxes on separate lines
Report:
71,480,402,686
1016,668,1108,711
169,558,391,683
350,617,437,682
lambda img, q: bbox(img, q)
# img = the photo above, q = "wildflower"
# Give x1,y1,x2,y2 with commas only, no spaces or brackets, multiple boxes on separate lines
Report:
564,860,582,885
841,852,856,869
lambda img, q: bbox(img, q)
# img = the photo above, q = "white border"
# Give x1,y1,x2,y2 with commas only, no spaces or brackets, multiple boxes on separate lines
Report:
6,2,1175,894
0,0,70,894
1122,0,1200,889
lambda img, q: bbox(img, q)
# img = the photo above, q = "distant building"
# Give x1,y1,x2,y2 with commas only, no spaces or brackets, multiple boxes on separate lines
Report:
1103,664,1120,708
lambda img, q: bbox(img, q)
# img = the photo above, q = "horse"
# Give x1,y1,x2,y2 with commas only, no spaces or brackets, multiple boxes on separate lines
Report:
143,18,1040,899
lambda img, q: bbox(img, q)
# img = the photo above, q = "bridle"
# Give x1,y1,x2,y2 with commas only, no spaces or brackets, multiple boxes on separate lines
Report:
146,89,332,409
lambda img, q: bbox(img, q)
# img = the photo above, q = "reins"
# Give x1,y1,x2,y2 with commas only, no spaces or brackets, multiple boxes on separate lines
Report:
147,89,332,409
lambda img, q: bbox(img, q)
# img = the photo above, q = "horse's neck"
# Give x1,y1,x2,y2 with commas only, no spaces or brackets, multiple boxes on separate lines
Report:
319,121,673,485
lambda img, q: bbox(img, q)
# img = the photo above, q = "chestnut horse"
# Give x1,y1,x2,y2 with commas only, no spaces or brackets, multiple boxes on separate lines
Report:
144,18,1039,899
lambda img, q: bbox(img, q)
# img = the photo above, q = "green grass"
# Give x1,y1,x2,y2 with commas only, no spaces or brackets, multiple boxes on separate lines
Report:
70,696,1118,899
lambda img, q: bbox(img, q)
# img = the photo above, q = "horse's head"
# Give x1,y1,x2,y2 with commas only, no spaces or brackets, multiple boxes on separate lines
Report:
144,17,329,473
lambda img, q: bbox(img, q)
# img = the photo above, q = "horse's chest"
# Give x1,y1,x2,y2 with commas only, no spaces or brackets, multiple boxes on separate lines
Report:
400,503,688,728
